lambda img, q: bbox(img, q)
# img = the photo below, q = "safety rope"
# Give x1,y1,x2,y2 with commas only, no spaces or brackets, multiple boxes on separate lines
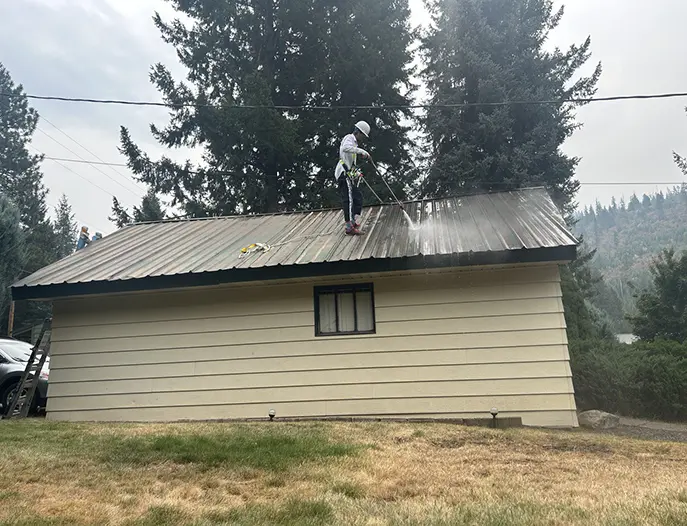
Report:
269,229,343,248
239,161,401,258
361,176,385,205
239,228,342,258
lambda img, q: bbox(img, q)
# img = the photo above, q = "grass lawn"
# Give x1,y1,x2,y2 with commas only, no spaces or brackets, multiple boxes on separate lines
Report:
1,420,686,525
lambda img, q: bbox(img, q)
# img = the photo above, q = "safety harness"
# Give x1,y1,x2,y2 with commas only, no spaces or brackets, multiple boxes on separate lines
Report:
338,159,363,187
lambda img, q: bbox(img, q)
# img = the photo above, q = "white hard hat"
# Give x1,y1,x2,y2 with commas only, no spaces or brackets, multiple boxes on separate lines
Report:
354,120,370,138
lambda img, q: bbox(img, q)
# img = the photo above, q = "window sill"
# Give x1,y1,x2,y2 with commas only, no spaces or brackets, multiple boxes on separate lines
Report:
315,330,377,338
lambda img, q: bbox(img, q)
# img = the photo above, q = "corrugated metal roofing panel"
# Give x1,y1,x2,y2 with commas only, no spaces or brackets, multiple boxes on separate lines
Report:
12,187,578,290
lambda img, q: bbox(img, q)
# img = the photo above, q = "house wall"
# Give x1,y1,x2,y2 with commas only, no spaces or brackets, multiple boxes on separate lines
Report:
46,264,577,427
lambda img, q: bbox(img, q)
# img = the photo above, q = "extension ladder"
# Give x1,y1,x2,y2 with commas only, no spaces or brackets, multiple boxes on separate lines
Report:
2,318,52,419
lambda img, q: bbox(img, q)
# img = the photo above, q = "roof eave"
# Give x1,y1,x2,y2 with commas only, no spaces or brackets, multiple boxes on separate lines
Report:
11,244,577,301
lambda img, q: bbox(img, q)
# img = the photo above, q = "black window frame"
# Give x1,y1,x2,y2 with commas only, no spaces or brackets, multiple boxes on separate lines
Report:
313,283,376,337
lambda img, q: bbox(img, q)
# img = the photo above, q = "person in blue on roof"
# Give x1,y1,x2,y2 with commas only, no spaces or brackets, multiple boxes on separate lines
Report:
334,120,371,236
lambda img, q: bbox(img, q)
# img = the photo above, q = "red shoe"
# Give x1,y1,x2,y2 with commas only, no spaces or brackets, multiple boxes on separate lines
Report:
345,221,363,235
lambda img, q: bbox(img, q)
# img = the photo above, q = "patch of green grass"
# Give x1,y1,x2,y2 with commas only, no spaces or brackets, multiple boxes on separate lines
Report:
411,429,425,438
201,499,333,526
331,481,365,499
102,427,357,472
0,421,102,457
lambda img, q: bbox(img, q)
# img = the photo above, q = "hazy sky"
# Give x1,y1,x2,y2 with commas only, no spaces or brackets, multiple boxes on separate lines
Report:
1,0,686,234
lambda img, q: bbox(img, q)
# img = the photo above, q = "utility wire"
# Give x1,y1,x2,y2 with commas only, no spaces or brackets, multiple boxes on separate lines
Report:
45,201,108,234
36,127,143,198
39,115,146,193
3,90,687,110
44,156,128,167
29,144,116,199
37,156,687,186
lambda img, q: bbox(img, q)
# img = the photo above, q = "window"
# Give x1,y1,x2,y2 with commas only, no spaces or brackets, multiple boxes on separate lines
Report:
314,283,375,336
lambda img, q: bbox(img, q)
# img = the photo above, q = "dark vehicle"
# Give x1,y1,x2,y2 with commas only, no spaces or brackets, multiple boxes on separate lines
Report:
0,338,49,415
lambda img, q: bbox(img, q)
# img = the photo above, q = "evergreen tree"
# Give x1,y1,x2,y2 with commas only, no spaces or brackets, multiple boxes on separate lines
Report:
561,243,614,339
53,194,77,259
109,189,166,228
630,248,687,342
110,197,131,229
0,193,25,335
119,0,416,216
420,0,601,215
628,193,641,211
0,63,49,228
656,191,665,218
133,190,165,223
675,109,687,177
0,63,57,335
0,62,55,272
419,0,604,341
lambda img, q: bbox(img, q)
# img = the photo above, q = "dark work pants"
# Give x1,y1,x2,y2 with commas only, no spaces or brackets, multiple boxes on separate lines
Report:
338,175,362,223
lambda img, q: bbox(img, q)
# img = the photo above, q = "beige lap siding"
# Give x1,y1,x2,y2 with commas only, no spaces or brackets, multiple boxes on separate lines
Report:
46,264,577,427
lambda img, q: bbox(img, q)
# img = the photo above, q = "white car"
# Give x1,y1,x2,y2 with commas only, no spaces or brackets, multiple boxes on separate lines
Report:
0,338,50,415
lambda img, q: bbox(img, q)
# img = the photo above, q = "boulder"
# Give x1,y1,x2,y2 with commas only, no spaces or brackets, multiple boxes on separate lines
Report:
578,410,620,430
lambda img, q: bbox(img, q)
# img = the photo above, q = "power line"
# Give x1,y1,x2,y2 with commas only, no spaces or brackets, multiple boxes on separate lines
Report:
36,156,687,187
36,127,143,198
45,201,108,234
30,144,116,199
44,156,128,167
573,182,687,186
39,115,147,193
3,90,687,110
41,154,219,177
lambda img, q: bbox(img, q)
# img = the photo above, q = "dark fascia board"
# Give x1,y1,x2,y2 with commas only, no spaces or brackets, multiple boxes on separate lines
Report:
11,244,577,301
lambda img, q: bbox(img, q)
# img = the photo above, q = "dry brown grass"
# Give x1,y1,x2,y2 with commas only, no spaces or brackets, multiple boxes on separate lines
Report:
1,420,687,525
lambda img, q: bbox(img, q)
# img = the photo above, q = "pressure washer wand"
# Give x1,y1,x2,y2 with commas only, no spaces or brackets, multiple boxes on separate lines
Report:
369,159,405,210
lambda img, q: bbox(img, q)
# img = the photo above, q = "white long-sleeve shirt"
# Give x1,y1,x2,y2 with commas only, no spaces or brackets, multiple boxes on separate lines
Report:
334,133,369,181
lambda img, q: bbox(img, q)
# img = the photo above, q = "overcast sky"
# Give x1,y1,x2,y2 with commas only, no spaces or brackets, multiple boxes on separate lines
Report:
1,0,686,235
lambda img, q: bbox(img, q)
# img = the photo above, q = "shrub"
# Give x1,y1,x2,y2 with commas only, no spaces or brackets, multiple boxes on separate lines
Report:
633,345,687,421
569,338,687,421
568,339,645,416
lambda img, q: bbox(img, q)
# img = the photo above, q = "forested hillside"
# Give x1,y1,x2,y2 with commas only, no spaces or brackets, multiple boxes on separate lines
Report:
574,185,687,331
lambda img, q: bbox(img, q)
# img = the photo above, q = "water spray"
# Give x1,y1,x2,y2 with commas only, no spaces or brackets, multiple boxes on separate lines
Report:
368,160,419,230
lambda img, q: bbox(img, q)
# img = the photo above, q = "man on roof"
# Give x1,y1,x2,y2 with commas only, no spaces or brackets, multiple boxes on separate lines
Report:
334,120,371,236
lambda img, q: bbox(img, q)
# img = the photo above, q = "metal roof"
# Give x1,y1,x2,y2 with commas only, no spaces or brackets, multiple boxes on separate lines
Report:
12,187,578,298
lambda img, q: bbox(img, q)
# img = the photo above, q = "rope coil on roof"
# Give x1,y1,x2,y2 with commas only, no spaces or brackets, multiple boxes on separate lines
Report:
238,229,343,258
